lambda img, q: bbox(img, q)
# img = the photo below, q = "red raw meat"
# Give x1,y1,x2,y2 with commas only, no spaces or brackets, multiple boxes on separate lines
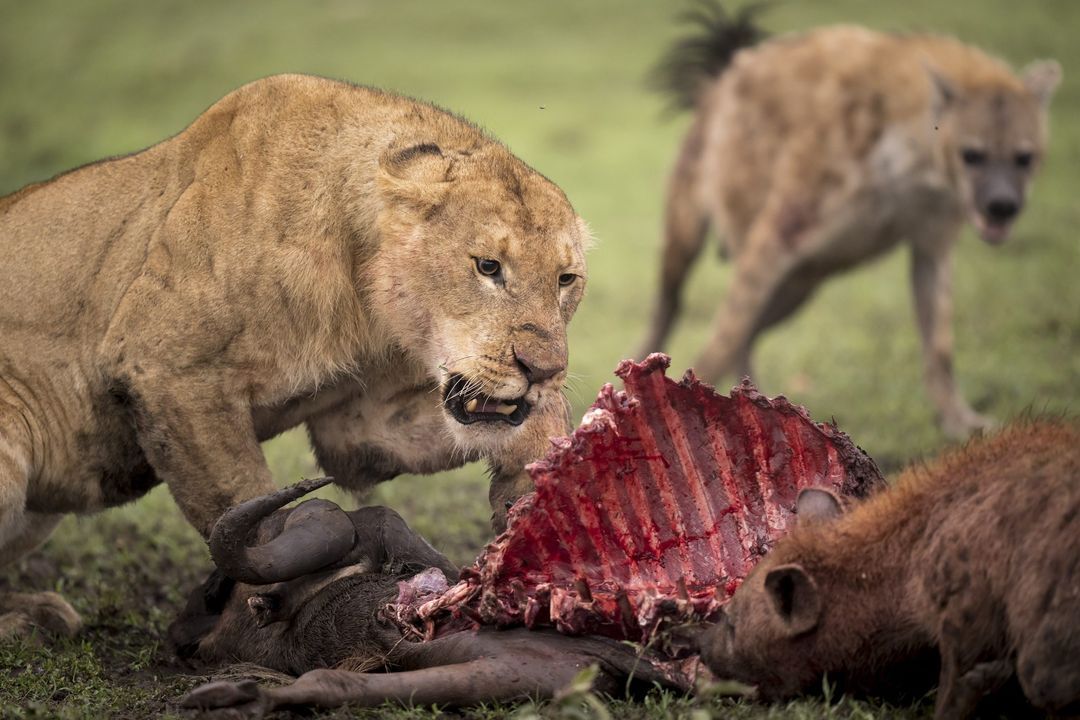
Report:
393,354,883,641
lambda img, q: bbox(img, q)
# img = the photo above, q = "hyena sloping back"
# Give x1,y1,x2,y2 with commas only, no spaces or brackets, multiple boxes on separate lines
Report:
639,6,1061,439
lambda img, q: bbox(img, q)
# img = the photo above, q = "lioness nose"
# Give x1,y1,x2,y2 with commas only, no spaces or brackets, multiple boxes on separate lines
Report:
514,347,564,384
987,198,1019,222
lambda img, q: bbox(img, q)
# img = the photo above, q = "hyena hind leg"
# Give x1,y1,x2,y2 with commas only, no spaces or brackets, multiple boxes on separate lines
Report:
638,116,711,358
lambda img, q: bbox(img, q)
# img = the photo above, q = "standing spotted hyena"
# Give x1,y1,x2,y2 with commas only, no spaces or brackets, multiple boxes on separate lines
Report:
638,5,1061,438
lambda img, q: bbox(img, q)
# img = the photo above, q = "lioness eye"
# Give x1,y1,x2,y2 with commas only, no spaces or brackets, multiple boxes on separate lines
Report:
475,258,501,277
558,273,577,287
961,148,987,166
1014,151,1034,169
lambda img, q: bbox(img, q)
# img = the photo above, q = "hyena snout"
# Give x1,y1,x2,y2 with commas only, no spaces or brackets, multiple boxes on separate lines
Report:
976,174,1024,224
986,196,1020,223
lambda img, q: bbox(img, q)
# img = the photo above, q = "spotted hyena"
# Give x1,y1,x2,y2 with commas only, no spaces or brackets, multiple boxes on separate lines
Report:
639,6,1061,438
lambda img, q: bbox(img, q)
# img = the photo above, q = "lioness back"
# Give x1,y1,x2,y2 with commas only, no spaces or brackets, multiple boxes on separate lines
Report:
1,75,486,338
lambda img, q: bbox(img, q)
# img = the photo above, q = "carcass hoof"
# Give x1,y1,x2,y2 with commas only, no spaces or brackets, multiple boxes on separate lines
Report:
181,679,261,710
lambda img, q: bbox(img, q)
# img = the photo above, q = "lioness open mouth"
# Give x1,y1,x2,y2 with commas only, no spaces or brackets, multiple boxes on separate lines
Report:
442,374,531,426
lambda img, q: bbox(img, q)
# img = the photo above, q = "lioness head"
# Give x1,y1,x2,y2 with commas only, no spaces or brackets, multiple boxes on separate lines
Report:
369,138,589,450
933,60,1061,245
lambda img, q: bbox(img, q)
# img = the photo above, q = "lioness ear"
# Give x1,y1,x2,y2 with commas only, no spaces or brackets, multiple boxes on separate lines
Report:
378,142,454,212
796,487,843,524
1021,60,1062,107
764,564,821,637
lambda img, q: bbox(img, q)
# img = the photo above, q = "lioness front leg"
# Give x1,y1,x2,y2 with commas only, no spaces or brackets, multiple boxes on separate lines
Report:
487,392,573,529
911,243,994,439
130,378,276,537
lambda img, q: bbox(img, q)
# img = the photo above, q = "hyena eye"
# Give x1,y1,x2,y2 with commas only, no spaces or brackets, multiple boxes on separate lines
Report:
558,273,577,287
1014,151,1035,169
474,258,502,278
961,148,987,166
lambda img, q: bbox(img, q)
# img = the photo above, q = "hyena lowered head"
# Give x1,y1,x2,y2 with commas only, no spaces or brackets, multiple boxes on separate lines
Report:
699,419,1080,719
931,56,1062,244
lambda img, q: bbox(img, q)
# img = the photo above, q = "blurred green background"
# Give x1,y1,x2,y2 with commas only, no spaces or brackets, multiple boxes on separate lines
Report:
1,0,1077,717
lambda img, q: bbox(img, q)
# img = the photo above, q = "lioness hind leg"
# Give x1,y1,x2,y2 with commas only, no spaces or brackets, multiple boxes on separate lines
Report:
0,589,81,639
0,426,80,639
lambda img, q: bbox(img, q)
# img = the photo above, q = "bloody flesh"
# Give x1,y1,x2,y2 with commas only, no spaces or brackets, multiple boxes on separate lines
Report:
395,354,883,641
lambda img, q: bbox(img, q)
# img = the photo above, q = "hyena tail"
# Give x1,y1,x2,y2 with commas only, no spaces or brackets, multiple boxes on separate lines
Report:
637,114,710,358
650,0,768,110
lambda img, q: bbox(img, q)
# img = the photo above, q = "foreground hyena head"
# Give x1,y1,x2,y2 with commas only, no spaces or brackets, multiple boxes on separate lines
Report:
935,60,1061,245
698,489,847,700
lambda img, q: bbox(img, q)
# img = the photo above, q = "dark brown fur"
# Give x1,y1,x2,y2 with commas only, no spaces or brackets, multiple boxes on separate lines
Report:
700,419,1080,718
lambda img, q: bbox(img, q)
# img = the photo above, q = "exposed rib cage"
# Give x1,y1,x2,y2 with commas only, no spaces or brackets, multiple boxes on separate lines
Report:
395,354,883,641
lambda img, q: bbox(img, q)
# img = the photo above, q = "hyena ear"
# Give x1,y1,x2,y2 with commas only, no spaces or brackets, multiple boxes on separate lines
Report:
924,65,956,122
764,564,822,637
1021,60,1062,107
795,487,844,524
377,142,454,212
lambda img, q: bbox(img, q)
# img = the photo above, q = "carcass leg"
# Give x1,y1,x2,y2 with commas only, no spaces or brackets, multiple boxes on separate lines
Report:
181,630,657,713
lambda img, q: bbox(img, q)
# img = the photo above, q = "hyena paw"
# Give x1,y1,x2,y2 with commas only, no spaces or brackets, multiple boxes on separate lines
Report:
0,591,82,638
941,407,996,440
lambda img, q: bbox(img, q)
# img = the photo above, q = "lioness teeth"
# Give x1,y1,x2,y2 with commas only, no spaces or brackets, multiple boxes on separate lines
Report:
463,398,517,416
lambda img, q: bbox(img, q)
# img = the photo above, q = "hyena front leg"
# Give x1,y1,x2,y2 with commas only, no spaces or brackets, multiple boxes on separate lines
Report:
694,228,800,384
911,244,994,439
0,412,81,639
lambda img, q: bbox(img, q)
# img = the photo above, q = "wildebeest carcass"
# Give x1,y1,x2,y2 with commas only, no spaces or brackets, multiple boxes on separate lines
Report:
175,355,883,713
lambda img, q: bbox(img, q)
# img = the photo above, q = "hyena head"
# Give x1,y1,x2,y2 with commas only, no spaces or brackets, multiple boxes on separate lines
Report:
936,60,1061,245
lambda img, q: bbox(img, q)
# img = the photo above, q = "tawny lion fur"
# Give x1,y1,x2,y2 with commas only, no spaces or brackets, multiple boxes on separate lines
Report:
641,20,1061,439
0,74,589,636
701,419,1080,718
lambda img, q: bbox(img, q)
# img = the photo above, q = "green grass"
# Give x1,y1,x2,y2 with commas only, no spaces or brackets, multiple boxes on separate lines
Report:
1,0,1077,717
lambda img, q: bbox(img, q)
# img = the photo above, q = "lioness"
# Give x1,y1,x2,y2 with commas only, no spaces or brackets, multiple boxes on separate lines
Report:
638,7,1061,438
0,74,589,636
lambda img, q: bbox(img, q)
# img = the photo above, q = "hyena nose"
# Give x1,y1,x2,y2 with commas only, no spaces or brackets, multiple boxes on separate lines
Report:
987,198,1019,223
513,347,565,385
